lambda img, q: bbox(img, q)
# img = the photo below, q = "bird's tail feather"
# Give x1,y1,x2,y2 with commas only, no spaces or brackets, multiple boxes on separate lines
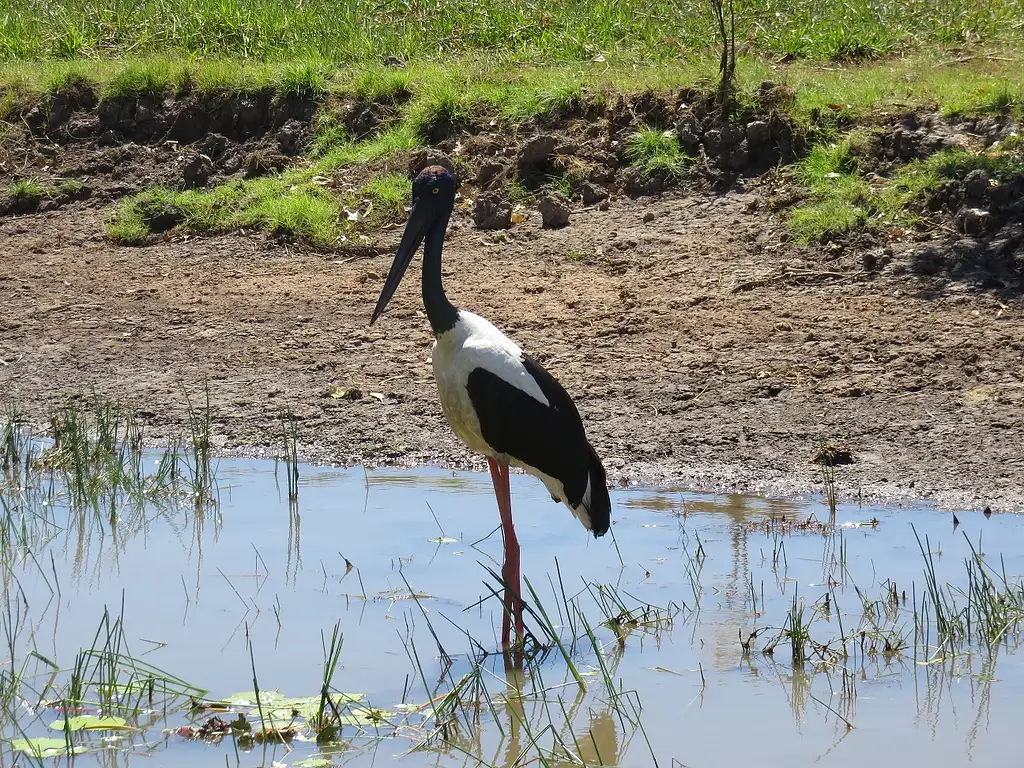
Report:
582,443,611,537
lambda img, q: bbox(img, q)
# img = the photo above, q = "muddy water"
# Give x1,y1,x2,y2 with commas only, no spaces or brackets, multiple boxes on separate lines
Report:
5,459,1024,767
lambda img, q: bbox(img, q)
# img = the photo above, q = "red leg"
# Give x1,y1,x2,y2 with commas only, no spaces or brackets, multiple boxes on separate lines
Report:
487,458,523,648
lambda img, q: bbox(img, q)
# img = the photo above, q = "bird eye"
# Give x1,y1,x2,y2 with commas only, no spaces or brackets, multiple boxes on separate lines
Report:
432,187,440,195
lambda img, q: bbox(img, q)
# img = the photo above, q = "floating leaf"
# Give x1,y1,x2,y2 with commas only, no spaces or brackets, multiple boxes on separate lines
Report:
49,715,132,732
294,759,332,767
10,737,88,757
427,537,458,544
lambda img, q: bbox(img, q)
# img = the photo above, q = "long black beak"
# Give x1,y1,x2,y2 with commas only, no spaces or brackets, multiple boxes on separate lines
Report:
370,201,430,325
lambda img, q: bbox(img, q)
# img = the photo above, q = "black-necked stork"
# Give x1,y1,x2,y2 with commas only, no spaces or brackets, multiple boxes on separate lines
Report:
370,165,611,649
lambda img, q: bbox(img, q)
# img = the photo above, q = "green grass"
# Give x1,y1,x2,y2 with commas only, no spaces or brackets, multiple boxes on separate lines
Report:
107,144,417,246
1,50,1021,122
788,135,871,241
0,28,1013,248
92,52,1022,246
789,141,1024,243
626,127,692,178
1,0,1023,62
7,178,46,202
3,178,86,208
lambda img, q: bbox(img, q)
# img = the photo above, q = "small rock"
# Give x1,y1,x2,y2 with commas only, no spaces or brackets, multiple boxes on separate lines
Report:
344,101,387,140
599,200,610,211
65,114,100,138
581,182,609,205
276,119,305,155
243,151,288,179
702,129,722,156
538,194,571,228
475,161,506,188
720,124,745,146
989,180,1014,205
955,206,992,235
725,144,749,170
519,134,558,165
473,192,512,230
642,211,655,223
963,169,991,199
745,120,770,147
621,167,666,197
677,124,701,153
197,133,228,159
182,152,213,189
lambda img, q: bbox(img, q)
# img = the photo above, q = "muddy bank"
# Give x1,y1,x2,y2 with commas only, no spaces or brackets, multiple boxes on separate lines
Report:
1,88,1023,513
1,190,1022,514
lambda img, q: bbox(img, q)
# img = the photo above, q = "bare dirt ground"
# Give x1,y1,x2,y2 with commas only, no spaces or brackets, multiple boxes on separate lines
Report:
1,94,1022,513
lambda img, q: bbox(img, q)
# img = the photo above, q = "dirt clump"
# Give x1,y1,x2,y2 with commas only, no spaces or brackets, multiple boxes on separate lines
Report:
474,191,512,230
538,193,571,227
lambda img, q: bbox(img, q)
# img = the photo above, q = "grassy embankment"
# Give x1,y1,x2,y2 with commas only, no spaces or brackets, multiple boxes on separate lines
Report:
0,0,1022,246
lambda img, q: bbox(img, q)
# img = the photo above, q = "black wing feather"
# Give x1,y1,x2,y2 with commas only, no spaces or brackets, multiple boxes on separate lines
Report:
465,354,609,535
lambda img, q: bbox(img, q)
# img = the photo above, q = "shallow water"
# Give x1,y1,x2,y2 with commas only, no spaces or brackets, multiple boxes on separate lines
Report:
3,456,1024,767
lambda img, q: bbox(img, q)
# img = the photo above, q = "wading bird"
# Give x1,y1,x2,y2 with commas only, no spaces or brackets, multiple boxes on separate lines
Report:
370,166,610,649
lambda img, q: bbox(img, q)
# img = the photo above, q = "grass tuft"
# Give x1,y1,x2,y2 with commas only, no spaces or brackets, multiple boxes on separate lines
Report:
279,60,331,100
7,178,45,202
101,60,177,100
626,127,692,178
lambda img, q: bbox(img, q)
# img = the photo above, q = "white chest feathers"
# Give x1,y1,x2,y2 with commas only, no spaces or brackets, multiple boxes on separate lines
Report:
431,311,549,457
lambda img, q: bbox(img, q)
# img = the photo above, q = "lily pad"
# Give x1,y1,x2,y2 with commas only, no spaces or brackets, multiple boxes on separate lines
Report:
49,715,132,732
226,696,366,720
294,759,332,767
10,737,88,757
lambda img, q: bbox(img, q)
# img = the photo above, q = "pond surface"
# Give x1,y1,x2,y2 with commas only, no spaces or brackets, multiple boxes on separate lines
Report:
3,452,1024,767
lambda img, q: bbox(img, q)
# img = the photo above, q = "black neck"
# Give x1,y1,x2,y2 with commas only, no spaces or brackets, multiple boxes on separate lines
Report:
421,213,458,336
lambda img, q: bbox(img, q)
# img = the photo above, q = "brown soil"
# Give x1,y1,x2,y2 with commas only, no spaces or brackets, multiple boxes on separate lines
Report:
1,94,1023,514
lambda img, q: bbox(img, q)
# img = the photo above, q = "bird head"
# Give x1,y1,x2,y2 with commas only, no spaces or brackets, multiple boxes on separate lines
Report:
370,165,458,325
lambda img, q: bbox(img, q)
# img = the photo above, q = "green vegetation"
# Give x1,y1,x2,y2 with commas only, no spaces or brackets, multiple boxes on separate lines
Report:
88,52,1021,245
789,136,1024,243
3,177,86,208
2,0,1022,62
106,141,417,245
3,52,1021,123
626,126,692,178
0,0,1019,248
6,177,45,202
